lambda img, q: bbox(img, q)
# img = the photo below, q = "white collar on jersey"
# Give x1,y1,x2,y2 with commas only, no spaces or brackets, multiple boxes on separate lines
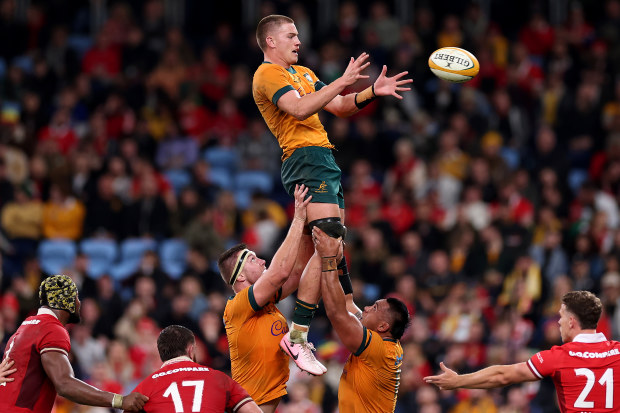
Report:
572,332,607,343
161,355,194,368
37,307,59,320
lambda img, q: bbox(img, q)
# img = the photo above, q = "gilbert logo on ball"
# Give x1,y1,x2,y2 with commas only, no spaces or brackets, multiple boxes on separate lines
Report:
428,47,480,83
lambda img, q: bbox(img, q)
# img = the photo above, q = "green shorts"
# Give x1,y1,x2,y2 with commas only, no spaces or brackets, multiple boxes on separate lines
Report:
281,146,344,209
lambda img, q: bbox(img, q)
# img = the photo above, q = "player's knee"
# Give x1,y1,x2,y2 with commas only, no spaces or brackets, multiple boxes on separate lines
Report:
308,217,347,239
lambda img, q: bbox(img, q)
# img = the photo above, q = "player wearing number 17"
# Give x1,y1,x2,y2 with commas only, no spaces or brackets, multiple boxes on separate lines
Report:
131,325,261,413
424,291,620,413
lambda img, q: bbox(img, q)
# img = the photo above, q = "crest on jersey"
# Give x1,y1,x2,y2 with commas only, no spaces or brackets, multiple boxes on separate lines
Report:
303,73,313,84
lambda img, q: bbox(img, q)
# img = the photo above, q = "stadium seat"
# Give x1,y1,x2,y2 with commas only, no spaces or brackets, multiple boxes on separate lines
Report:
234,190,252,209
501,147,520,170
233,171,275,209
208,167,234,191
110,238,157,281
569,169,589,194
38,239,78,275
11,55,33,74
159,239,188,279
234,171,274,194
203,147,239,172
164,169,192,194
67,35,94,58
80,238,118,279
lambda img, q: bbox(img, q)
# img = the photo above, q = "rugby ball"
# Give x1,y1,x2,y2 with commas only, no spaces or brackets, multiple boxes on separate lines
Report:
428,47,479,83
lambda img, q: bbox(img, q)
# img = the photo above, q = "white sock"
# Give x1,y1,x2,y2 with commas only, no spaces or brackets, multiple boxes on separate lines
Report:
290,323,309,343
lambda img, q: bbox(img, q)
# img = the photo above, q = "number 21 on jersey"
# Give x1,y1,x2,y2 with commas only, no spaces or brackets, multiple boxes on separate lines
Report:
574,368,613,409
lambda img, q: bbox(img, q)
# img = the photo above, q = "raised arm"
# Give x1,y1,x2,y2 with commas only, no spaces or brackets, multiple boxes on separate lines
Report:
276,53,370,121
313,227,364,353
252,184,311,306
324,64,413,118
280,232,315,299
424,361,538,390
41,351,148,411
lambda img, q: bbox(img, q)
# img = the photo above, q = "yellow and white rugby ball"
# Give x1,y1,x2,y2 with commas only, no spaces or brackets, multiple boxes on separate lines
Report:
428,47,479,83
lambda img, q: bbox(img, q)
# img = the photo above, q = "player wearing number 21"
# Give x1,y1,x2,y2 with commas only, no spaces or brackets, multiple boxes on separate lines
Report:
425,291,620,413
131,325,261,413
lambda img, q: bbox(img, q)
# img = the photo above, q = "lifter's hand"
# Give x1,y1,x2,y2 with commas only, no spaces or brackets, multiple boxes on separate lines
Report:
340,52,371,87
373,65,412,99
312,227,343,261
122,392,149,411
0,358,16,383
293,184,312,222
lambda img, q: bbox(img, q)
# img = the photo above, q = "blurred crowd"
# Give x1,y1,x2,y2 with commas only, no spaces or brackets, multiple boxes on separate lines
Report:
1,0,620,411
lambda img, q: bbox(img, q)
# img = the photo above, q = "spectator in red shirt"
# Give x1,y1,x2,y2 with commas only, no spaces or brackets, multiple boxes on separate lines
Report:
82,30,121,79
37,108,78,156
508,42,544,97
519,13,555,57
179,97,212,143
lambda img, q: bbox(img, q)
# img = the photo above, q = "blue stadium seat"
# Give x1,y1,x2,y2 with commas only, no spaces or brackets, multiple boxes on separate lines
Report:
208,167,234,190
110,238,157,281
234,171,274,194
203,147,239,172
67,35,94,59
80,238,118,279
159,239,189,279
569,169,589,194
164,169,192,194
11,55,33,74
233,190,252,209
501,147,520,170
38,239,77,275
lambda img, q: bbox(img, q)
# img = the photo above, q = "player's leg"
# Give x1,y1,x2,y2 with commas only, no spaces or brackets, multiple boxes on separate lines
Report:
290,200,340,344
289,204,347,339
280,147,344,374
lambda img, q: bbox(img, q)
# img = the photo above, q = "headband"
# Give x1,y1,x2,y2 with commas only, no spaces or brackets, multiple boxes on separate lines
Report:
229,249,251,285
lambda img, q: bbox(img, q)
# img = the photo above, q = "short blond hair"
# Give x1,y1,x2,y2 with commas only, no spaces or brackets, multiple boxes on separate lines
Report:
256,14,294,52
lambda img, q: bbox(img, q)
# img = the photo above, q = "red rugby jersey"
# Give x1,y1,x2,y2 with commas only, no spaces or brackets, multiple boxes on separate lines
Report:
0,310,71,412
133,357,253,413
528,332,620,412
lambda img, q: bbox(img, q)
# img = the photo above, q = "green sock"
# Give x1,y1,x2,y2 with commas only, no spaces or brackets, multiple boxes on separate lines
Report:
290,298,317,343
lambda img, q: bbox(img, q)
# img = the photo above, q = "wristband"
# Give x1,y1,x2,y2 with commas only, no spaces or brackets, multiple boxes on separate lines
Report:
339,274,353,295
322,256,338,272
112,394,124,409
354,85,376,109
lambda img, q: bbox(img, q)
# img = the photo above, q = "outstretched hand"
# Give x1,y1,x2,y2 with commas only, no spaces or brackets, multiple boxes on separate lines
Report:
423,362,459,390
293,184,312,222
373,65,413,99
340,52,371,87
